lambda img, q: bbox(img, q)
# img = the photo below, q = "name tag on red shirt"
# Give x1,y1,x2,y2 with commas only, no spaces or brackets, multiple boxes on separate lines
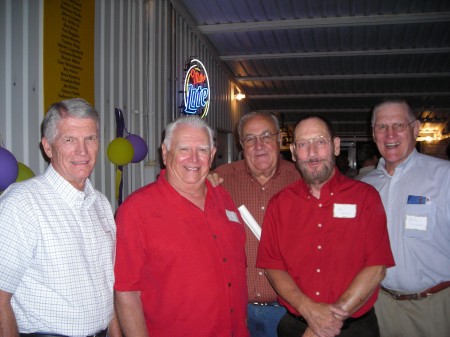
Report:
333,203,356,218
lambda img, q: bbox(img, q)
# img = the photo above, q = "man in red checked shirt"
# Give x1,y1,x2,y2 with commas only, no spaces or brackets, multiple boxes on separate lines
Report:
212,112,301,337
257,115,395,337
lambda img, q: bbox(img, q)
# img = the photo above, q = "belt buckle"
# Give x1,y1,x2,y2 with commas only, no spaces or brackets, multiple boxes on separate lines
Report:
392,293,402,300
410,293,427,300
394,292,426,300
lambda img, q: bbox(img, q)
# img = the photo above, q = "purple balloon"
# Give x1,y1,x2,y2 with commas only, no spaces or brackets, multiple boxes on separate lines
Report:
125,134,148,163
0,147,19,191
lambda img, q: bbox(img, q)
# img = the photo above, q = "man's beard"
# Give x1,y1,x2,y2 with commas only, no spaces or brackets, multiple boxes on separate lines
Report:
296,156,335,185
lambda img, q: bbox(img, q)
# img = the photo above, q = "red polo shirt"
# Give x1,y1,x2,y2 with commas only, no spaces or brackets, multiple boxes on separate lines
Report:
114,170,249,337
257,170,394,317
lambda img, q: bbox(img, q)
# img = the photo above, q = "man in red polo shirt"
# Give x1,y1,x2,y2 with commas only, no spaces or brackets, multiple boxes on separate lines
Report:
257,115,394,337
114,116,249,337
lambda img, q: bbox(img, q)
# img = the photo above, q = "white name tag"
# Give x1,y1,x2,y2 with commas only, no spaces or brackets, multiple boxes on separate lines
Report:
405,215,428,231
333,204,356,218
226,210,240,223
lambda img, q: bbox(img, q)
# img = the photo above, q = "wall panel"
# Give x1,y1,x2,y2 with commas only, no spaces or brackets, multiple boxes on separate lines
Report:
94,0,148,207
171,8,249,149
0,0,249,210
0,0,44,178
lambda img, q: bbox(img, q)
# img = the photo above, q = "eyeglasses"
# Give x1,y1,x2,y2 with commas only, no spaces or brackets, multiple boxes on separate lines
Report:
373,120,416,134
294,136,332,150
242,131,279,147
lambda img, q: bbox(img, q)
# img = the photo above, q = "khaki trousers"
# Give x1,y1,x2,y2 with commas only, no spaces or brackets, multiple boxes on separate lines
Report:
375,286,450,337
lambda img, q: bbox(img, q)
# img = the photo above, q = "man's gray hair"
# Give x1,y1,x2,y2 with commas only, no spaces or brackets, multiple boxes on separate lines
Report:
237,112,280,140
371,97,416,126
41,98,100,144
163,115,215,150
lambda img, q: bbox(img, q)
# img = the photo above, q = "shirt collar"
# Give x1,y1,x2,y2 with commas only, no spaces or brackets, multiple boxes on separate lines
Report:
158,168,213,208
45,164,97,209
298,168,344,200
244,157,282,184
377,148,417,177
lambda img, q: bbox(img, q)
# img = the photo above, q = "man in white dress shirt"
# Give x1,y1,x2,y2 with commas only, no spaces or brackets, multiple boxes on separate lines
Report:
0,98,121,337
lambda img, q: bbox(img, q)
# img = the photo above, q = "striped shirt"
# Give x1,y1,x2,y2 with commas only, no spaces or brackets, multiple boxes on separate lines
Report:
0,165,116,336
214,159,301,303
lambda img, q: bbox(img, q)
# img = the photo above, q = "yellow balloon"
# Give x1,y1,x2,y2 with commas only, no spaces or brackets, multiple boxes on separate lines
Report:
107,137,134,166
16,162,35,182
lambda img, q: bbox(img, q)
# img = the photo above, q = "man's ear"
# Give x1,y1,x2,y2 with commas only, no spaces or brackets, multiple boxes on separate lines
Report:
210,146,217,162
333,137,341,157
41,138,53,159
413,120,421,139
289,143,297,162
161,143,168,166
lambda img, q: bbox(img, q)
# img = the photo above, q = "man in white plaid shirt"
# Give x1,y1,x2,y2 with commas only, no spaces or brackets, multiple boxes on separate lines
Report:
0,98,121,337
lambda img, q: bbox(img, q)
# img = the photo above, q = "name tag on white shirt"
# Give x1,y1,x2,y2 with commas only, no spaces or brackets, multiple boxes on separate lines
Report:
333,204,356,218
226,210,240,223
405,215,428,230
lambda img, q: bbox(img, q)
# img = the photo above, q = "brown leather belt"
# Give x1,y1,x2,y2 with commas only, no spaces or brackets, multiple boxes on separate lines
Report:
381,281,450,300
251,301,280,306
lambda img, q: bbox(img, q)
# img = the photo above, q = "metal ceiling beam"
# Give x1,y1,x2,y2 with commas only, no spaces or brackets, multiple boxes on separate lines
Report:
249,92,450,99
220,47,450,61
237,72,450,82
255,108,371,113
254,108,450,113
198,12,450,34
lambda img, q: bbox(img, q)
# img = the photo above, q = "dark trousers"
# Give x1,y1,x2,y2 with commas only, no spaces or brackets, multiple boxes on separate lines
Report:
278,308,380,337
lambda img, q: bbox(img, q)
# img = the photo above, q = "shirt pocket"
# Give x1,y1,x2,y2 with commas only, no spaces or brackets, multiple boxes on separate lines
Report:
404,203,436,240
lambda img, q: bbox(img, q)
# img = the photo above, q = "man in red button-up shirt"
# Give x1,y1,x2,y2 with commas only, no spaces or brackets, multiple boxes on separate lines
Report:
257,115,394,337
114,116,249,337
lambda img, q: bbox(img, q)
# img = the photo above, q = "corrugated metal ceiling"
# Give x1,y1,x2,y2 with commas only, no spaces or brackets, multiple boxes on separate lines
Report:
174,0,450,139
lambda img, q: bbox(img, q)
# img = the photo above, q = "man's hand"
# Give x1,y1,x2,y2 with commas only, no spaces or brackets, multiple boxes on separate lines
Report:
301,302,347,337
206,172,224,187
302,327,319,337
107,310,123,337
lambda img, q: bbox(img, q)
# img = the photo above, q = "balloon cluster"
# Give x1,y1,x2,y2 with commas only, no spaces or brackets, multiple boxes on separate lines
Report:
0,147,35,191
107,133,148,166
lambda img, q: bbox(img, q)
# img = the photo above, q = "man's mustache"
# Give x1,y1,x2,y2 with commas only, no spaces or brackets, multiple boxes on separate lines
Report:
302,158,322,164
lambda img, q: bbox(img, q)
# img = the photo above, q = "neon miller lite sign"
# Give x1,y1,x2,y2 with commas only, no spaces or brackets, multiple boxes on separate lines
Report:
183,58,210,118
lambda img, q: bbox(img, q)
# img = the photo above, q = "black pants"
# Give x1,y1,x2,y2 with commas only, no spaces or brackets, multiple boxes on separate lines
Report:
278,308,380,337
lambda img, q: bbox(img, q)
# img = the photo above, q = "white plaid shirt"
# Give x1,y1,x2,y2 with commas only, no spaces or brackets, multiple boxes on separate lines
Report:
0,165,116,336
